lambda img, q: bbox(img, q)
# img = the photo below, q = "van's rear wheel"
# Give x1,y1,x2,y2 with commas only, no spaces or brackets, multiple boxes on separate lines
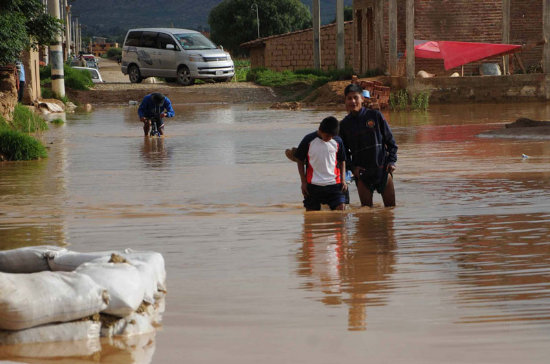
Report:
128,65,142,83
177,66,194,86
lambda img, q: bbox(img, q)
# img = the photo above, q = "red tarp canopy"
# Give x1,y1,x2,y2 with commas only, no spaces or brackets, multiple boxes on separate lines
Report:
414,40,522,70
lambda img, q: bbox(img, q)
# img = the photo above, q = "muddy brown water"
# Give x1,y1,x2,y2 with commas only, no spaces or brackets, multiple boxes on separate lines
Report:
1,101,550,363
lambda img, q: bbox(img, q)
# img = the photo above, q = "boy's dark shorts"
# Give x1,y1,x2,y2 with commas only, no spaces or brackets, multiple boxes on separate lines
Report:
150,117,164,129
304,183,346,210
356,167,389,194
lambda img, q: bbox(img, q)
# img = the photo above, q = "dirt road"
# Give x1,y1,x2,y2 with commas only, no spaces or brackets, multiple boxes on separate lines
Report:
67,58,278,105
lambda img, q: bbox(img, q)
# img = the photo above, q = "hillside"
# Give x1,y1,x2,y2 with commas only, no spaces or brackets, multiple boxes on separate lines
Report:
71,0,352,42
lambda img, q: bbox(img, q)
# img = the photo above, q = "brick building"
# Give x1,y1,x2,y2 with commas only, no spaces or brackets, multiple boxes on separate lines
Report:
354,0,543,76
91,38,120,58
242,1,544,77
241,21,354,71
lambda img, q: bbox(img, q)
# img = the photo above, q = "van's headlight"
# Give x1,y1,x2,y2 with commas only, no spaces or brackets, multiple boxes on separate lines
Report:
189,55,204,62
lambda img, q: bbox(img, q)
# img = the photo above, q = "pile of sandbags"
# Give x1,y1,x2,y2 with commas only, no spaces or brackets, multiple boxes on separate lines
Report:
0,245,166,348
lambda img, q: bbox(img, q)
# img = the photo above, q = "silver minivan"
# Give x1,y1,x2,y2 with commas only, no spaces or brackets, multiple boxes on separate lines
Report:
121,28,235,85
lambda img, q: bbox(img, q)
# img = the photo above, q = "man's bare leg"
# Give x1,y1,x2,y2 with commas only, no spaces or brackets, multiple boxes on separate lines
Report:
356,180,374,207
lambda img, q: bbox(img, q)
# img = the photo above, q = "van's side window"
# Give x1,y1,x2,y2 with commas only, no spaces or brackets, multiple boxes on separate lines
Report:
125,31,142,47
140,32,158,48
158,33,177,50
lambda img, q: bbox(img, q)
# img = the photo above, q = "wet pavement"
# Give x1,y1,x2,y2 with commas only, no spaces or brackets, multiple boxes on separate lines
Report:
1,101,550,363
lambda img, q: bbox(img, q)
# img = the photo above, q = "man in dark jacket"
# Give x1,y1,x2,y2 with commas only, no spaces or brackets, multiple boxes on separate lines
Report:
339,84,398,207
138,93,175,136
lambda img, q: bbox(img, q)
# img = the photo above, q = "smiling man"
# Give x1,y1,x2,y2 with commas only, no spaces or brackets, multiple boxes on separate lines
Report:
339,83,398,207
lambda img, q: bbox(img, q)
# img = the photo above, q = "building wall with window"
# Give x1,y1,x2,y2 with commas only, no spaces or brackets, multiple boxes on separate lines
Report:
91,42,120,58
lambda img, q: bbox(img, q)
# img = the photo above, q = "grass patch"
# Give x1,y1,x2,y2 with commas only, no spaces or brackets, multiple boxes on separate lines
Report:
0,129,47,161
50,118,64,124
389,89,430,111
12,104,48,133
40,64,93,92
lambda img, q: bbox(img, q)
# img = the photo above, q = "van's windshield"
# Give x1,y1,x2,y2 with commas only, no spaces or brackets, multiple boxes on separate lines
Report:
174,33,217,50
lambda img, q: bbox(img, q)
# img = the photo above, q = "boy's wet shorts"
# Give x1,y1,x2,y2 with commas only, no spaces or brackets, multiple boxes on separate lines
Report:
356,167,389,194
304,183,346,210
150,117,164,128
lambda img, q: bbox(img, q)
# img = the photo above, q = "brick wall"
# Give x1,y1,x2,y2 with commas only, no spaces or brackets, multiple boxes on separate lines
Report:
398,0,542,76
244,22,354,71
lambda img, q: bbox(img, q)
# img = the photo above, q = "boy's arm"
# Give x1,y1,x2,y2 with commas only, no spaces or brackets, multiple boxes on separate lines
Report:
340,160,347,191
297,161,308,197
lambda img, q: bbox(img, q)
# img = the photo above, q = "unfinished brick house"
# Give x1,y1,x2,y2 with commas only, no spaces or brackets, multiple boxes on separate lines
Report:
241,21,354,72
354,0,544,77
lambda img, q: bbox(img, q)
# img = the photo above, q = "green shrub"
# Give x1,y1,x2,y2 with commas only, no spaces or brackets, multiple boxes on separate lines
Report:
50,118,64,124
12,104,48,133
106,47,122,59
40,64,93,91
389,89,430,111
41,87,54,99
233,59,250,82
0,130,47,161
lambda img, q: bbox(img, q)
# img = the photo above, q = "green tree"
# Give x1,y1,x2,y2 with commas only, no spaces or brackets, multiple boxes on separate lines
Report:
330,6,353,23
0,0,63,66
209,0,312,56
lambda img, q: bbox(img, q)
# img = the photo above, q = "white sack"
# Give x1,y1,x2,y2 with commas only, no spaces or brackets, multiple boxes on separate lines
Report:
76,262,144,317
100,312,155,338
47,250,119,271
123,249,166,292
0,245,66,273
0,321,100,346
0,271,108,330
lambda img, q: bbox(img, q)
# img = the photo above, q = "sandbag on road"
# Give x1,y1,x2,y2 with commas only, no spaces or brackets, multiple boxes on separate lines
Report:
0,271,109,330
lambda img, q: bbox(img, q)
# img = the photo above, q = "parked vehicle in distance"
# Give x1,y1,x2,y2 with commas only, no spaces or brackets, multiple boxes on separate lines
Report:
121,28,234,85
71,66,104,83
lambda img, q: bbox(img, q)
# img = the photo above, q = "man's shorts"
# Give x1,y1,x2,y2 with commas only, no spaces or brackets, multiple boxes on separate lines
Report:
304,183,346,210
356,167,389,194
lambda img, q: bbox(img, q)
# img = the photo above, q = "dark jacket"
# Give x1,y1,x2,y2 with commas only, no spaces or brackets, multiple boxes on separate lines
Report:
138,94,175,119
339,107,397,171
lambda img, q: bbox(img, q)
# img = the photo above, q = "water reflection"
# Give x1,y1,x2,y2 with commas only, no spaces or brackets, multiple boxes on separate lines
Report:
296,210,396,330
140,137,169,169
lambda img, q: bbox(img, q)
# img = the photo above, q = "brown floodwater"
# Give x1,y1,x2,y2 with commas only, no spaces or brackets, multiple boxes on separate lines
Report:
1,101,550,363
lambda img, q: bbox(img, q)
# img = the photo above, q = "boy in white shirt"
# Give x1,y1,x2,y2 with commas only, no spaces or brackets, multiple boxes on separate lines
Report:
294,116,347,211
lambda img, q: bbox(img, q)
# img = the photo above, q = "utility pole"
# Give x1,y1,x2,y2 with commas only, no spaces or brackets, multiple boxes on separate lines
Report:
47,0,65,98
251,3,259,38
336,0,344,70
312,0,321,69
74,16,79,55
64,0,71,60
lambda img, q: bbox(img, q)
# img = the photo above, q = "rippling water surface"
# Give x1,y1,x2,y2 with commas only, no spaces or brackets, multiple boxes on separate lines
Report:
1,101,550,363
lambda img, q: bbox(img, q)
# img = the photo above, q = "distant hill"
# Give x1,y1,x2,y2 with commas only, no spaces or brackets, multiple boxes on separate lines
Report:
71,0,352,42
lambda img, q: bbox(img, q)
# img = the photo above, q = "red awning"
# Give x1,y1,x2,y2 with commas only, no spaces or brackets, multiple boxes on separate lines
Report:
414,40,522,70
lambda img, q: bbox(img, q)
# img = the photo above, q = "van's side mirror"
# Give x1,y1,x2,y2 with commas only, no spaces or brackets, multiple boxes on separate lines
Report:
218,45,224,51
166,44,175,50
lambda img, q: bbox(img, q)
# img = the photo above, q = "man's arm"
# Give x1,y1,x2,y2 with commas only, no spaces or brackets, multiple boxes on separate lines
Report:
162,98,175,118
297,161,308,197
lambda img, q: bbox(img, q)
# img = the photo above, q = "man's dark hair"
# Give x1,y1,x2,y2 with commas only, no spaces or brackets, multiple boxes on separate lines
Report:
319,116,339,136
344,83,363,96
151,93,165,105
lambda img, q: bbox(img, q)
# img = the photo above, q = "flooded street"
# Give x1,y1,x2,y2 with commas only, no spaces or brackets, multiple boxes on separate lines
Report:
1,101,550,363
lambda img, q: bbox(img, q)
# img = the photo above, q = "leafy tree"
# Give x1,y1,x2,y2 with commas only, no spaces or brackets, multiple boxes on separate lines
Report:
0,0,63,66
209,0,311,56
330,6,353,23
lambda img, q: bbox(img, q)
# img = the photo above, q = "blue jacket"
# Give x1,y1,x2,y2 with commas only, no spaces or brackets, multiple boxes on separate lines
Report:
339,107,398,170
138,94,175,118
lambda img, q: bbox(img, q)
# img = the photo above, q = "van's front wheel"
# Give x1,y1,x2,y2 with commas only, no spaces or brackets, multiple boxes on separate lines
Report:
177,66,195,86
128,65,143,83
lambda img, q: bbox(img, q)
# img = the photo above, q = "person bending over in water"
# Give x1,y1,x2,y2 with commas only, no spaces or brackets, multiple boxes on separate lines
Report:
339,83,398,207
294,116,347,211
138,93,175,136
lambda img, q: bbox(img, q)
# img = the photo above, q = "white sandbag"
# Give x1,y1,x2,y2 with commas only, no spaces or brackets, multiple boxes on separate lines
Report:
47,250,119,271
100,312,155,337
76,262,144,317
102,332,156,364
0,271,109,330
130,260,159,304
123,249,166,292
0,246,66,273
0,321,100,346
